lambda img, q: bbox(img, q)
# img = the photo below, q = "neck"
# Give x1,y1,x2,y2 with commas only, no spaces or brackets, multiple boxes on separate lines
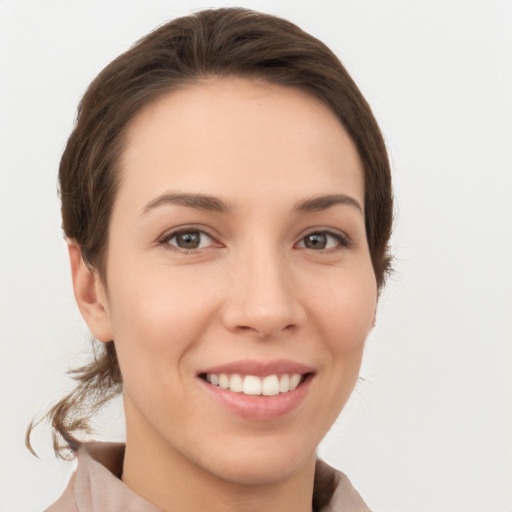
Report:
121,417,316,512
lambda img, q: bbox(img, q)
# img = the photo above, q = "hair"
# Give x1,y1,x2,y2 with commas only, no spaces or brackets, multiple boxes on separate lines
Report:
27,7,393,459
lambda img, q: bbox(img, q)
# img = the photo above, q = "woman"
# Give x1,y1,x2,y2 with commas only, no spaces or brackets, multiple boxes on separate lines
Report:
29,7,392,511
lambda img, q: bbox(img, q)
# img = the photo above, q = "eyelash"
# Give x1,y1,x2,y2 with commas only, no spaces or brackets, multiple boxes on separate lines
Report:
158,227,218,254
158,227,352,254
296,229,352,251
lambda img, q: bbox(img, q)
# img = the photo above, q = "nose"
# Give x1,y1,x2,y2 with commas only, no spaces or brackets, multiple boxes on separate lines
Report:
221,247,307,339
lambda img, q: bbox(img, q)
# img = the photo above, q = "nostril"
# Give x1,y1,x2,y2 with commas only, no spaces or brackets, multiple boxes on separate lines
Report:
233,322,298,339
221,292,306,338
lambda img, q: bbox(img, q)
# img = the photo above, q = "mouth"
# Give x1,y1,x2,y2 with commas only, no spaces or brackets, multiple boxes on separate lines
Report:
197,360,315,420
199,372,311,396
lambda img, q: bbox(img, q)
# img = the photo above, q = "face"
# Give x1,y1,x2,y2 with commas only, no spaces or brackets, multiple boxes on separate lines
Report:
97,78,377,485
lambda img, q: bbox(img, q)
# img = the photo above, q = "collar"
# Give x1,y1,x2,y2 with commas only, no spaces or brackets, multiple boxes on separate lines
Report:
47,442,370,512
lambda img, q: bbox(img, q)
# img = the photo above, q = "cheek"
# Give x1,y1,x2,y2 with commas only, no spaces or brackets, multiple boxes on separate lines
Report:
302,268,376,442
310,266,376,351
105,264,220,383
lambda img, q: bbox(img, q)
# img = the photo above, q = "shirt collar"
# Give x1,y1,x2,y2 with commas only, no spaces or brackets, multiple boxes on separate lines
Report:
65,442,370,512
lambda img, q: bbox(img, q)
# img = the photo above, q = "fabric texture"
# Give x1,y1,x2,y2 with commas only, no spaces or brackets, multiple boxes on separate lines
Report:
45,442,370,512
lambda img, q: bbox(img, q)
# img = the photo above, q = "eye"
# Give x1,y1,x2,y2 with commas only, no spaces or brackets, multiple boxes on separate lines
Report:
297,231,348,250
162,230,215,251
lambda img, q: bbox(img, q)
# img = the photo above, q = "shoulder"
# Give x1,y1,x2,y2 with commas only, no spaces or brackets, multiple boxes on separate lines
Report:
45,471,78,512
45,442,159,512
314,459,372,512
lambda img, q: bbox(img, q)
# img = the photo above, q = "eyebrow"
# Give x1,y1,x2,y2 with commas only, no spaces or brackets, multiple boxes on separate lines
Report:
142,191,362,216
293,194,363,214
142,192,232,214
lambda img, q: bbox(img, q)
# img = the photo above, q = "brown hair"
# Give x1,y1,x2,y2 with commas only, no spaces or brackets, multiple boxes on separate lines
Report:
27,7,393,458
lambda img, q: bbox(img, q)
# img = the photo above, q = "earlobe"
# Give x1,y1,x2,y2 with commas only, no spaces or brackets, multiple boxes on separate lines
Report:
68,242,113,343
370,301,377,329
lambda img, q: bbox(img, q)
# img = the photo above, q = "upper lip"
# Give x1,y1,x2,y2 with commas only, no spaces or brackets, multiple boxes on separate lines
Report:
197,359,315,377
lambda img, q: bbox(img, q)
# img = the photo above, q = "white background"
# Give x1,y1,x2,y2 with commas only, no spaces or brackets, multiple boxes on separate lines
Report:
1,1,511,511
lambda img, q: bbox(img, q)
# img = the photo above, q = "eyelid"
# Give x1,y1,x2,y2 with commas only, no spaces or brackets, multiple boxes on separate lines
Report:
156,225,352,253
295,228,352,250
157,225,222,252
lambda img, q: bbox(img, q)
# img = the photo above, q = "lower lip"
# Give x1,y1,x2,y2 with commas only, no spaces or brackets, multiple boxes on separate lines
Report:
199,375,313,421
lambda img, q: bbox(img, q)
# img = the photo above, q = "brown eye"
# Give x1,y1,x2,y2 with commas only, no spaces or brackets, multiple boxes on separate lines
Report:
166,230,214,250
298,231,346,250
304,233,328,249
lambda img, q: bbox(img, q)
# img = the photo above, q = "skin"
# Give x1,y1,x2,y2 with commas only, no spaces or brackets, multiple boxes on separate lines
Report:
70,77,377,512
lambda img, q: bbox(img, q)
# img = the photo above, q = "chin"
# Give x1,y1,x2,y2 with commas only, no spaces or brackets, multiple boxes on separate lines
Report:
198,443,317,486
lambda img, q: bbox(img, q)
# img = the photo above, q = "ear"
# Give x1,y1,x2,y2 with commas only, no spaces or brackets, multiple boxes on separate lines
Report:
68,242,113,342
370,299,377,329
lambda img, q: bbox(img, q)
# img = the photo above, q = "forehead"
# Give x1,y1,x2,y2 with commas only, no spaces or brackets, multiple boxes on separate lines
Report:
118,77,364,212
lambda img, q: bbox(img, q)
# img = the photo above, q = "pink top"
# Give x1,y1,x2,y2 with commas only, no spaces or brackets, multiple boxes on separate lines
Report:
45,442,371,511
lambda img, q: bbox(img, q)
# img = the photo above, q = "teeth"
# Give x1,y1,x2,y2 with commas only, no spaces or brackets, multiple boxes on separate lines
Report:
279,374,290,393
219,374,229,389
262,375,279,396
243,375,261,395
289,374,301,391
229,374,243,392
205,373,304,395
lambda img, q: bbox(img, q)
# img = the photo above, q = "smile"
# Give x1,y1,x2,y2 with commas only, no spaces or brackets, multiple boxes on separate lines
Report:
203,373,304,396
198,360,315,420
